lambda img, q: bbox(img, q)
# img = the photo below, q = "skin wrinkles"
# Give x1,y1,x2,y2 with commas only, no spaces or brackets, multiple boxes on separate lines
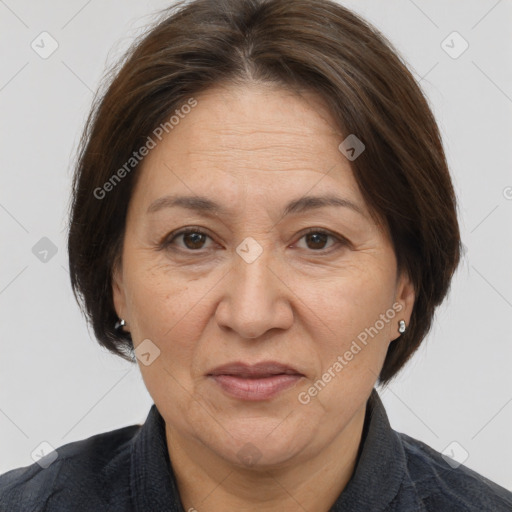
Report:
112,82,415,512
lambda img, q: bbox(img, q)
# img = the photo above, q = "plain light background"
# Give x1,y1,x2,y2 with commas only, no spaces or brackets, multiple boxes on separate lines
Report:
1,0,511,492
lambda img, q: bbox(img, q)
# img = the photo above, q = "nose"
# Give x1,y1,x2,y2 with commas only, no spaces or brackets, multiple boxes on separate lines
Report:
214,245,294,340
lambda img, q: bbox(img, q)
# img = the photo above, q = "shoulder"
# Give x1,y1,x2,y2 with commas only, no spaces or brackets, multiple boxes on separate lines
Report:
397,431,512,511
0,423,141,511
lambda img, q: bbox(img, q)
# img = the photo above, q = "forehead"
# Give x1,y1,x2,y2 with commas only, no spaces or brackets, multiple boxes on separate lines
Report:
174,83,343,160
131,83,369,219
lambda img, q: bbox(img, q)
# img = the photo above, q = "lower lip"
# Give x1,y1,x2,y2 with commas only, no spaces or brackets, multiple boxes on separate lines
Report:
209,374,303,401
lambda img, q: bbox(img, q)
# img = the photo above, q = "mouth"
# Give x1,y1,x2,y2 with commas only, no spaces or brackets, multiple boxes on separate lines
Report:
207,361,304,401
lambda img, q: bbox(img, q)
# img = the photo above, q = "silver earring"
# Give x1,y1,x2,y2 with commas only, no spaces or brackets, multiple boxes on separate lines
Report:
115,319,126,330
398,320,406,334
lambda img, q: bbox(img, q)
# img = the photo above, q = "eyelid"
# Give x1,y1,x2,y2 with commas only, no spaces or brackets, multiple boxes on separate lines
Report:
294,227,349,251
159,226,214,249
160,226,349,252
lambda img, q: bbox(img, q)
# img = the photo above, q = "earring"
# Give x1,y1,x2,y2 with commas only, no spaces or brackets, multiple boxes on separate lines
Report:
115,319,126,330
398,320,406,334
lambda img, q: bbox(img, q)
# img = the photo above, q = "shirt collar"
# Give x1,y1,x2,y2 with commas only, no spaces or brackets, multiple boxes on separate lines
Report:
130,388,407,512
130,403,184,511
329,388,408,511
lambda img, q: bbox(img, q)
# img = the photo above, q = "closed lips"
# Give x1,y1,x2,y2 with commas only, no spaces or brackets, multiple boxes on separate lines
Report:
207,362,303,378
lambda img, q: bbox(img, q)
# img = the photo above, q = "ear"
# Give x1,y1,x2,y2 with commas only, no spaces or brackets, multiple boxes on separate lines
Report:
391,269,415,342
112,258,128,323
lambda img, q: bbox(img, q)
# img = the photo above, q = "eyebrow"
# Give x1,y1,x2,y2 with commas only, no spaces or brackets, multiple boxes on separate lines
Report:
147,193,366,218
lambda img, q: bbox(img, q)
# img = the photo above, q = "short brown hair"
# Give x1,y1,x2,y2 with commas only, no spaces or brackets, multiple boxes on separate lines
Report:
68,0,462,384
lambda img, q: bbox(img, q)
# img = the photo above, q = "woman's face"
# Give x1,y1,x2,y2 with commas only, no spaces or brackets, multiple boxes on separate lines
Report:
113,83,415,469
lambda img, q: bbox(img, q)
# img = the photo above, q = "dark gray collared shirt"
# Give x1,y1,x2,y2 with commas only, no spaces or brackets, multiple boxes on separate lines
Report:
1,389,511,511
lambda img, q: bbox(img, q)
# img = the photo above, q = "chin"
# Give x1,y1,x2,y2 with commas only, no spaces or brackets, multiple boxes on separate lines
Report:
204,414,313,469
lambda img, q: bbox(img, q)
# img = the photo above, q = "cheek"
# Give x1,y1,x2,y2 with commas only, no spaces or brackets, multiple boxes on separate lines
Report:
298,278,394,417
308,268,396,369
126,266,204,411
124,257,206,355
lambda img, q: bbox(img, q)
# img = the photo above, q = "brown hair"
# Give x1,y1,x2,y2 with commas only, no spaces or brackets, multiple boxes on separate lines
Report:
68,0,462,384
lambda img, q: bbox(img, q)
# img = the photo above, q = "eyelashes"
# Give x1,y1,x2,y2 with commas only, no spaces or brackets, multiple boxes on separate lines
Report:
160,226,349,255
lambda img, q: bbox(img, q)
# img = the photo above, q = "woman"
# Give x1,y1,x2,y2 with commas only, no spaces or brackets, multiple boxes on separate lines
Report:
1,0,510,510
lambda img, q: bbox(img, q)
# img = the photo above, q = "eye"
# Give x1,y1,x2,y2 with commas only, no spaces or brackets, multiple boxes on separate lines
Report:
163,227,213,251
161,227,347,253
295,228,345,252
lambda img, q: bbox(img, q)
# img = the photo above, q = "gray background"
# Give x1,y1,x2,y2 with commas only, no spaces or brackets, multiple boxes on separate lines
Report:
1,0,511,491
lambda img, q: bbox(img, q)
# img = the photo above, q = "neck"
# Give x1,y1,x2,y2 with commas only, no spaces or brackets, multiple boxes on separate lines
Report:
165,404,367,512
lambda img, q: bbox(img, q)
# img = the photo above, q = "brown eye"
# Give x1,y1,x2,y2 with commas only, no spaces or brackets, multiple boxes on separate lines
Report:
296,229,344,252
304,232,330,250
164,228,212,251
181,231,208,249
